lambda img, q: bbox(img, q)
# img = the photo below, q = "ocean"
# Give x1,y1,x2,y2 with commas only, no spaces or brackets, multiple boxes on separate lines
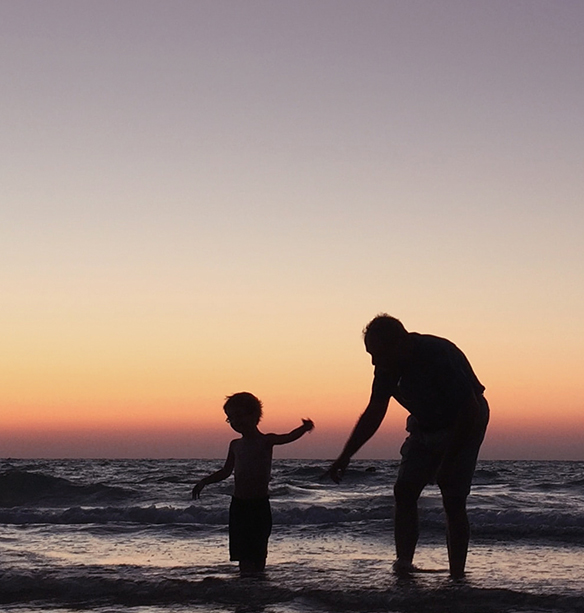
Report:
1,458,583,613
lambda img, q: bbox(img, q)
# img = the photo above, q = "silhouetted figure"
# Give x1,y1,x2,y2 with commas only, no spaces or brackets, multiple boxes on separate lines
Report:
328,315,489,579
193,392,314,575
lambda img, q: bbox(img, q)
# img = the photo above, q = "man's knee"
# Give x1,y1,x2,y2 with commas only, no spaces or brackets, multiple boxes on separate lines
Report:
394,480,424,506
442,494,467,518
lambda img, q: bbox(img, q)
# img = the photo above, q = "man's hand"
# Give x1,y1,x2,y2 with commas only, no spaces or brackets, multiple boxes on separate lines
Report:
326,456,350,483
192,482,205,500
302,418,315,432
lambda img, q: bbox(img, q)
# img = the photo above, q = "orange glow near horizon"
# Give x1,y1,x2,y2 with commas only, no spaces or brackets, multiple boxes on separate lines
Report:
3,312,584,460
2,384,583,459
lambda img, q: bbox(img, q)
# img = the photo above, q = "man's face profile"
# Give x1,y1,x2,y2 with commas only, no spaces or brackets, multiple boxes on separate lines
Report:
365,333,400,369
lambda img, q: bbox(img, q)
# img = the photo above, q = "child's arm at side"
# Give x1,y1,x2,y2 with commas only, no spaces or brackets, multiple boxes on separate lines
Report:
192,441,235,499
267,419,314,446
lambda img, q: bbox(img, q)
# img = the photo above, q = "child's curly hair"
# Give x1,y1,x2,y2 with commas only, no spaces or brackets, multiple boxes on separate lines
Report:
223,392,263,424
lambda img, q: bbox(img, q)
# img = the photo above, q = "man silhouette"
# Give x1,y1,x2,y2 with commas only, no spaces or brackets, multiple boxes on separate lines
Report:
328,315,489,579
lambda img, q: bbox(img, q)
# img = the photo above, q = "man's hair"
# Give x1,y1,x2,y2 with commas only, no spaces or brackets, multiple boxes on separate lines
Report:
363,314,407,343
223,391,263,423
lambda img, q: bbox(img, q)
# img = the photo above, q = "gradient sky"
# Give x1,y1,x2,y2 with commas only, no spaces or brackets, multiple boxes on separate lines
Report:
2,1,583,459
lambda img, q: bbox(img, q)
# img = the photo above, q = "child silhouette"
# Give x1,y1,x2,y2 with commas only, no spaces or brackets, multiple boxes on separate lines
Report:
193,392,314,574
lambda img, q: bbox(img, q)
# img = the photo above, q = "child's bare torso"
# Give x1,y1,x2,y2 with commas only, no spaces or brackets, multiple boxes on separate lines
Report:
232,433,273,499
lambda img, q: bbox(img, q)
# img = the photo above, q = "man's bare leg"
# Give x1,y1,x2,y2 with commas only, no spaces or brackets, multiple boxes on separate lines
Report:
442,495,469,580
393,481,424,573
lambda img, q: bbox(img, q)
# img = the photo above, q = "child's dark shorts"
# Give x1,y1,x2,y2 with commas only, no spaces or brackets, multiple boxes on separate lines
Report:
229,496,272,563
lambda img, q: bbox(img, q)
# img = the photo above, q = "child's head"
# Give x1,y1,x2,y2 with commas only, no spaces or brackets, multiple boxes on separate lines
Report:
223,392,263,426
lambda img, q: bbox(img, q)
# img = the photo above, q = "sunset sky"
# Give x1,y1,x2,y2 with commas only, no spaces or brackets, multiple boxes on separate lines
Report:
2,1,583,460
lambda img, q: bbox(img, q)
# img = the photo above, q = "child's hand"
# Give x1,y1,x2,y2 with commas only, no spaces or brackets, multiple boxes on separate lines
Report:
302,418,314,432
192,482,205,500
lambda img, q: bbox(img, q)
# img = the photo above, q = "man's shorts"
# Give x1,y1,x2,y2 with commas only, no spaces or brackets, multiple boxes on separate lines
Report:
396,397,489,498
229,496,272,563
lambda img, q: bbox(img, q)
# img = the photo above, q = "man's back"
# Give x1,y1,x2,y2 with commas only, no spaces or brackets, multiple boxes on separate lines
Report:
377,333,486,430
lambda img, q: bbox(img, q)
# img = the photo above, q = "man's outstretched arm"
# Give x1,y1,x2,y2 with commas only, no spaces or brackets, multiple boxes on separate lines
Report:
327,399,389,482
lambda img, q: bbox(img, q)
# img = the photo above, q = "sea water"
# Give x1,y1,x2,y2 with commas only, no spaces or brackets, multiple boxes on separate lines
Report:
1,459,583,613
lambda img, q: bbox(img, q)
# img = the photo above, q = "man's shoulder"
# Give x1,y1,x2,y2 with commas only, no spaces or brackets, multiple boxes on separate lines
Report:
412,333,460,357
413,332,454,346
411,333,484,391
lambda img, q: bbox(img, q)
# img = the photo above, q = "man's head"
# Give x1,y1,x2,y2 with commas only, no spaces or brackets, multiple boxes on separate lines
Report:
223,392,263,429
363,314,409,368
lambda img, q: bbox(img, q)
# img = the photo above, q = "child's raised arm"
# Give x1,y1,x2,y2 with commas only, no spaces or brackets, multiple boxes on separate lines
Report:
192,442,235,499
267,419,314,446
